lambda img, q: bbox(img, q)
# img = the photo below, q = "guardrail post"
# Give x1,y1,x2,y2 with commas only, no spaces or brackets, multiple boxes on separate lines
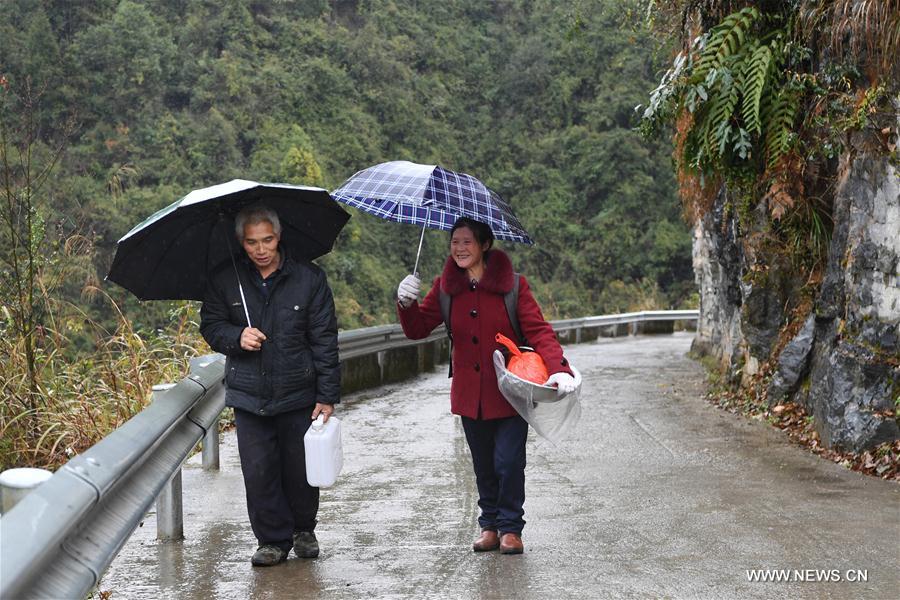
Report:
377,350,386,382
0,468,53,515
201,417,220,471
575,327,583,344
416,344,426,373
157,469,183,542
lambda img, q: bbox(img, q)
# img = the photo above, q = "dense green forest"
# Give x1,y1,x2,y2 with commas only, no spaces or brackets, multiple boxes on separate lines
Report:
1,0,692,466
2,0,691,327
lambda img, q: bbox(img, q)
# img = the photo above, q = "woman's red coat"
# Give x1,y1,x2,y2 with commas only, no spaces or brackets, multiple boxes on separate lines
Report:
398,249,572,420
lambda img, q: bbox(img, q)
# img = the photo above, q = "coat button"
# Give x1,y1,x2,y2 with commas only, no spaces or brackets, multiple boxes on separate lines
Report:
561,358,568,366
469,282,477,291
474,363,480,372
472,336,478,344
470,309,477,318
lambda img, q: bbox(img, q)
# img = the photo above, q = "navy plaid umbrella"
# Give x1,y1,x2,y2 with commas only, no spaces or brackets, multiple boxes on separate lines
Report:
331,160,533,273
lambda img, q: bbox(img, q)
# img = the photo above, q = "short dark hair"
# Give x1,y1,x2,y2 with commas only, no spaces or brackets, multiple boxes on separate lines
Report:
450,217,494,250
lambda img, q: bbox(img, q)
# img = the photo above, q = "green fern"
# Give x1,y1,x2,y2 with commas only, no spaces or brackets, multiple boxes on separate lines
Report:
741,44,774,135
703,67,741,158
714,119,733,157
762,89,798,169
694,7,761,82
657,6,799,179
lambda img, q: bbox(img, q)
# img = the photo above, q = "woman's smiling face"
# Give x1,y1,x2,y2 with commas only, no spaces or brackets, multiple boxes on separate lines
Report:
450,226,488,270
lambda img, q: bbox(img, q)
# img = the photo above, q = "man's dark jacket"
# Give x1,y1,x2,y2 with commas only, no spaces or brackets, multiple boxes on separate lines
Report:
199,255,340,416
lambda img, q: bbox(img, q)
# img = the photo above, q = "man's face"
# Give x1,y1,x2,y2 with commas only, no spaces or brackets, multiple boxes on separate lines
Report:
241,221,280,272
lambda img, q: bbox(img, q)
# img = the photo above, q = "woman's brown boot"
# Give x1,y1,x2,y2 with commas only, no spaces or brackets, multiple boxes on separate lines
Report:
499,532,524,554
472,529,500,552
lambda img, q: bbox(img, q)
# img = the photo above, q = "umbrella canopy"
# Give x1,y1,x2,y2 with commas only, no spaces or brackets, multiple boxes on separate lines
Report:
331,160,533,244
107,179,350,301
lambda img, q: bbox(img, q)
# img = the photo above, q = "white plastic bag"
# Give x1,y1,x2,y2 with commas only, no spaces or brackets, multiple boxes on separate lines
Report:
492,350,582,443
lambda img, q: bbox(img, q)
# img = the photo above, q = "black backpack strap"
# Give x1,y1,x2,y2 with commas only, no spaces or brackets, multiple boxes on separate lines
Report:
505,273,526,346
439,289,452,340
439,289,453,377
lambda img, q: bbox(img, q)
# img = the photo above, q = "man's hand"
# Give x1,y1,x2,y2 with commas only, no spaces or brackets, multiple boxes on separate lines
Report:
545,372,577,396
397,274,421,308
312,403,334,422
240,327,267,351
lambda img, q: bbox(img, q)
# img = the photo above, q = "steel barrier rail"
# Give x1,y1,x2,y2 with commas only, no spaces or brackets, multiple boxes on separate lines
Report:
0,355,226,600
337,310,699,357
551,310,699,333
337,323,447,360
0,309,697,599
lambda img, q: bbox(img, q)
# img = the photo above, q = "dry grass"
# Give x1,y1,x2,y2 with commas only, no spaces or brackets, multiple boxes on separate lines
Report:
799,0,900,77
0,301,209,471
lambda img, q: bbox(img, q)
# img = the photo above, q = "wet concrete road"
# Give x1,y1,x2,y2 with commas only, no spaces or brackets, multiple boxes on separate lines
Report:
101,333,900,599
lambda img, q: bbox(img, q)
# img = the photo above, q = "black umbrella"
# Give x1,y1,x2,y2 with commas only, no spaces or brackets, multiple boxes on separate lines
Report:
107,179,350,310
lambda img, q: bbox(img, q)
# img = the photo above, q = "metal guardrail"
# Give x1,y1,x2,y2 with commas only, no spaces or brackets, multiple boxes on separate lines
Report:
338,310,699,357
551,309,700,332
0,309,697,599
551,309,699,341
337,323,447,360
0,355,226,600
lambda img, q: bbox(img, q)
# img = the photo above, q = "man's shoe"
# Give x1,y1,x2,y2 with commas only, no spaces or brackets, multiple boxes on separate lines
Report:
293,531,320,558
472,529,500,552
251,545,288,566
499,532,524,555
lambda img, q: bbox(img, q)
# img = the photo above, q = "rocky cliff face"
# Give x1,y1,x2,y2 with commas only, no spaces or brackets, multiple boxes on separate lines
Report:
691,190,743,376
692,142,899,452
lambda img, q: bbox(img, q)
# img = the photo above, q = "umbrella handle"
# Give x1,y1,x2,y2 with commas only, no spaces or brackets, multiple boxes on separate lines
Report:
237,282,252,328
220,213,253,328
412,212,428,276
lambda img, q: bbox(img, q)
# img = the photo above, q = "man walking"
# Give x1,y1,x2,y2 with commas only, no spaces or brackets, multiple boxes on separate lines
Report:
200,204,340,566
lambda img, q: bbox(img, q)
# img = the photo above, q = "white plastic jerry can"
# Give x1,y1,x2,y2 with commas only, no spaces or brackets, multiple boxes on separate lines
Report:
304,414,343,487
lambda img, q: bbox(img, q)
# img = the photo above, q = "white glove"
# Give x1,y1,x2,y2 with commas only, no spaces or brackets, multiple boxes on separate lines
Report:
545,372,577,396
397,274,421,308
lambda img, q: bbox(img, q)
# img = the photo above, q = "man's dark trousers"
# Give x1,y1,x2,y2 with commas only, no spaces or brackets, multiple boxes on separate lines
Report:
235,405,319,552
461,414,528,535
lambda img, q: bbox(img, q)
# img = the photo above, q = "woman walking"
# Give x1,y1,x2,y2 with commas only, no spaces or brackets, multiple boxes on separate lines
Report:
395,217,576,554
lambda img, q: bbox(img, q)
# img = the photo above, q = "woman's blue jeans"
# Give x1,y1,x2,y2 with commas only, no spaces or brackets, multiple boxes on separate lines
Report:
461,414,528,535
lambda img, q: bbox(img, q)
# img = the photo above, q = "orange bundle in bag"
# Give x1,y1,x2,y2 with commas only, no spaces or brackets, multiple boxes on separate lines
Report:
495,333,548,384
